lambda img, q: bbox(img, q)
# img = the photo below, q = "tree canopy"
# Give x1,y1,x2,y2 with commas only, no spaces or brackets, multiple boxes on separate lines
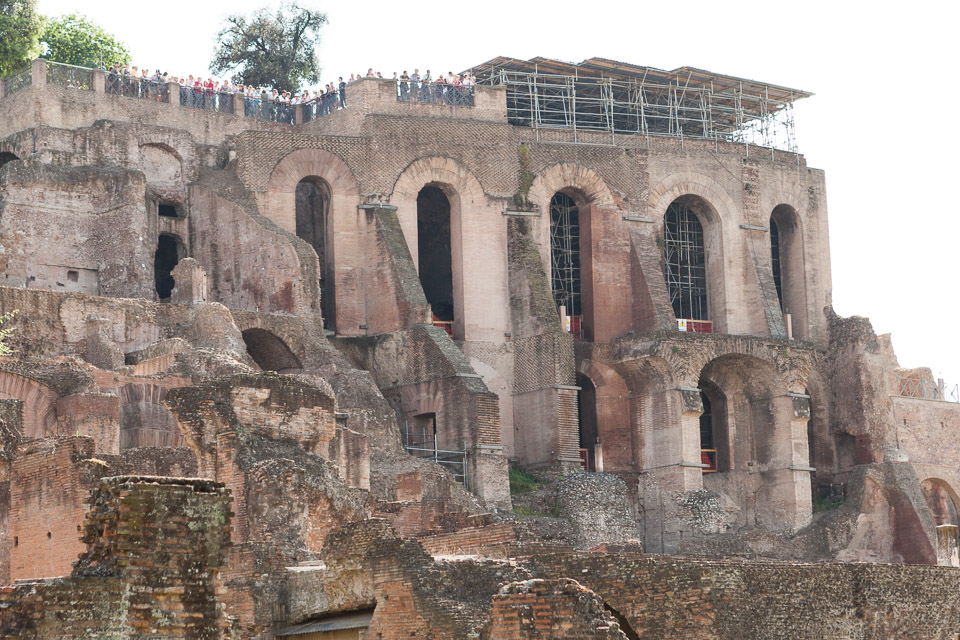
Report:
210,3,327,93
0,0,44,76
40,13,130,69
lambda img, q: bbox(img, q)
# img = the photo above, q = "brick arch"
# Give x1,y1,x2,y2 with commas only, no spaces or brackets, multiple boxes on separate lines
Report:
529,163,616,211
0,140,26,163
651,335,812,391
578,360,633,470
769,202,809,340
648,173,738,332
232,316,306,367
921,478,960,527
0,371,58,439
389,156,487,340
119,383,183,449
265,148,361,331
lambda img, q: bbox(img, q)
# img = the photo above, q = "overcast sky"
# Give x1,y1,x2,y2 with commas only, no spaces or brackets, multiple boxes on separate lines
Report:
36,0,960,384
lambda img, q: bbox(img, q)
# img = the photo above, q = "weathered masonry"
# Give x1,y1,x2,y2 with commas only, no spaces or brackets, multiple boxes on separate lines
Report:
0,55,958,638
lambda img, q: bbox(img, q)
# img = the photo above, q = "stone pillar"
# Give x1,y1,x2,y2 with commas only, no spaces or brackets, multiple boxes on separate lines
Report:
756,393,813,532
170,257,208,305
30,59,46,87
234,92,245,116
166,82,180,106
92,69,104,93
936,524,959,567
294,103,303,125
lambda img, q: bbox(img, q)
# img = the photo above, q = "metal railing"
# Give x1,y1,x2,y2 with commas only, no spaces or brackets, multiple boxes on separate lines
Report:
46,61,93,90
2,65,33,97
403,422,467,488
180,87,233,113
397,80,475,106
891,376,960,403
244,97,294,124
105,74,168,101
302,92,342,122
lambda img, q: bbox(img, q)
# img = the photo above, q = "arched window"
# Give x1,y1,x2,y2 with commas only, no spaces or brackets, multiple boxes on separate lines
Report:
769,205,807,338
550,192,582,337
770,217,783,308
154,234,184,300
417,185,454,329
663,202,708,321
296,177,335,331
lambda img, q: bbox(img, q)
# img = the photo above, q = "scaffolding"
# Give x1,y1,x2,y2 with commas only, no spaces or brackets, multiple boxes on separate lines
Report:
470,56,810,152
664,202,708,321
550,193,582,336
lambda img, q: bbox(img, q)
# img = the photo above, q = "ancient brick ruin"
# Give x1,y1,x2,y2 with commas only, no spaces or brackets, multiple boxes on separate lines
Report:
0,56,958,638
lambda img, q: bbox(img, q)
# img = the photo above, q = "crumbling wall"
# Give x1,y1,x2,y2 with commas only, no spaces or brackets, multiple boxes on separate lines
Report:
0,476,232,639
0,160,153,299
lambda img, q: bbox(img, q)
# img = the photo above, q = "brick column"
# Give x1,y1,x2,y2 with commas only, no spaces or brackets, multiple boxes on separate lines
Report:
30,59,46,87
234,92,245,116
92,69,104,93
166,82,180,106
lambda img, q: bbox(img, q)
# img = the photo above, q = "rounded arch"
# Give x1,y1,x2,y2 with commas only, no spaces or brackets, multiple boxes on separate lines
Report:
0,371,58,439
0,140,26,170
577,359,632,471
529,163,616,211
390,157,487,340
119,383,182,449
770,203,809,339
265,148,360,333
0,151,19,171
241,329,303,373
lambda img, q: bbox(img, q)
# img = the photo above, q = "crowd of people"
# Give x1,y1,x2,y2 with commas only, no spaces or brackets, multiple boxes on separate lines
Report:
101,62,478,121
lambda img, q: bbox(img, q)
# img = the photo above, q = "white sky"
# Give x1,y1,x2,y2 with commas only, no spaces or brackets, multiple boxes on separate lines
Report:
37,0,960,382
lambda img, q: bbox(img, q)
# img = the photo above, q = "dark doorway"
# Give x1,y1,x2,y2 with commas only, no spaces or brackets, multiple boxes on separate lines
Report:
698,380,728,472
241,329,302,373
770,217,782,308
154,234,182,300
158,203,180,218
296,177,336,331
577,373,598,470
0,152,18,170
417,185,454,323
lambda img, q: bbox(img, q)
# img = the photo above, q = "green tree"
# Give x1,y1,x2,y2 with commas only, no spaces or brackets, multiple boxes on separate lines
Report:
210,3,326,93
0,0,44,76
41,13,130,69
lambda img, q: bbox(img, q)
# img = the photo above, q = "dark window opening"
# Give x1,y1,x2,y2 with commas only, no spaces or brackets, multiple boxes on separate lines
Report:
550,192,582,337
296,177,335,331
0,152,19,170
67,270,79,282
158,203,180,218
577,373,597,471
154,234,182,300
770,217,783,308
664,202,708,320
241,329,302,373
405,413,438,450
417,186,454,323
699,391,716,472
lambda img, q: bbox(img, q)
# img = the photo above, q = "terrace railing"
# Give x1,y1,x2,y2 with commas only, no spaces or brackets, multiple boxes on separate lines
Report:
891,376,959,403
180,87,233,113
2,65,32,97
397,80,474,106
46,61,93,91
244,97,295,124
106,73,169,102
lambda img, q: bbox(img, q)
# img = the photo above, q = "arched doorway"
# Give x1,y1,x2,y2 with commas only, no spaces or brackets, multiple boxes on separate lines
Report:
550,192,583,338
154,234,184,301
241,329,302,373
417,185,455,331
296,176,335,331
